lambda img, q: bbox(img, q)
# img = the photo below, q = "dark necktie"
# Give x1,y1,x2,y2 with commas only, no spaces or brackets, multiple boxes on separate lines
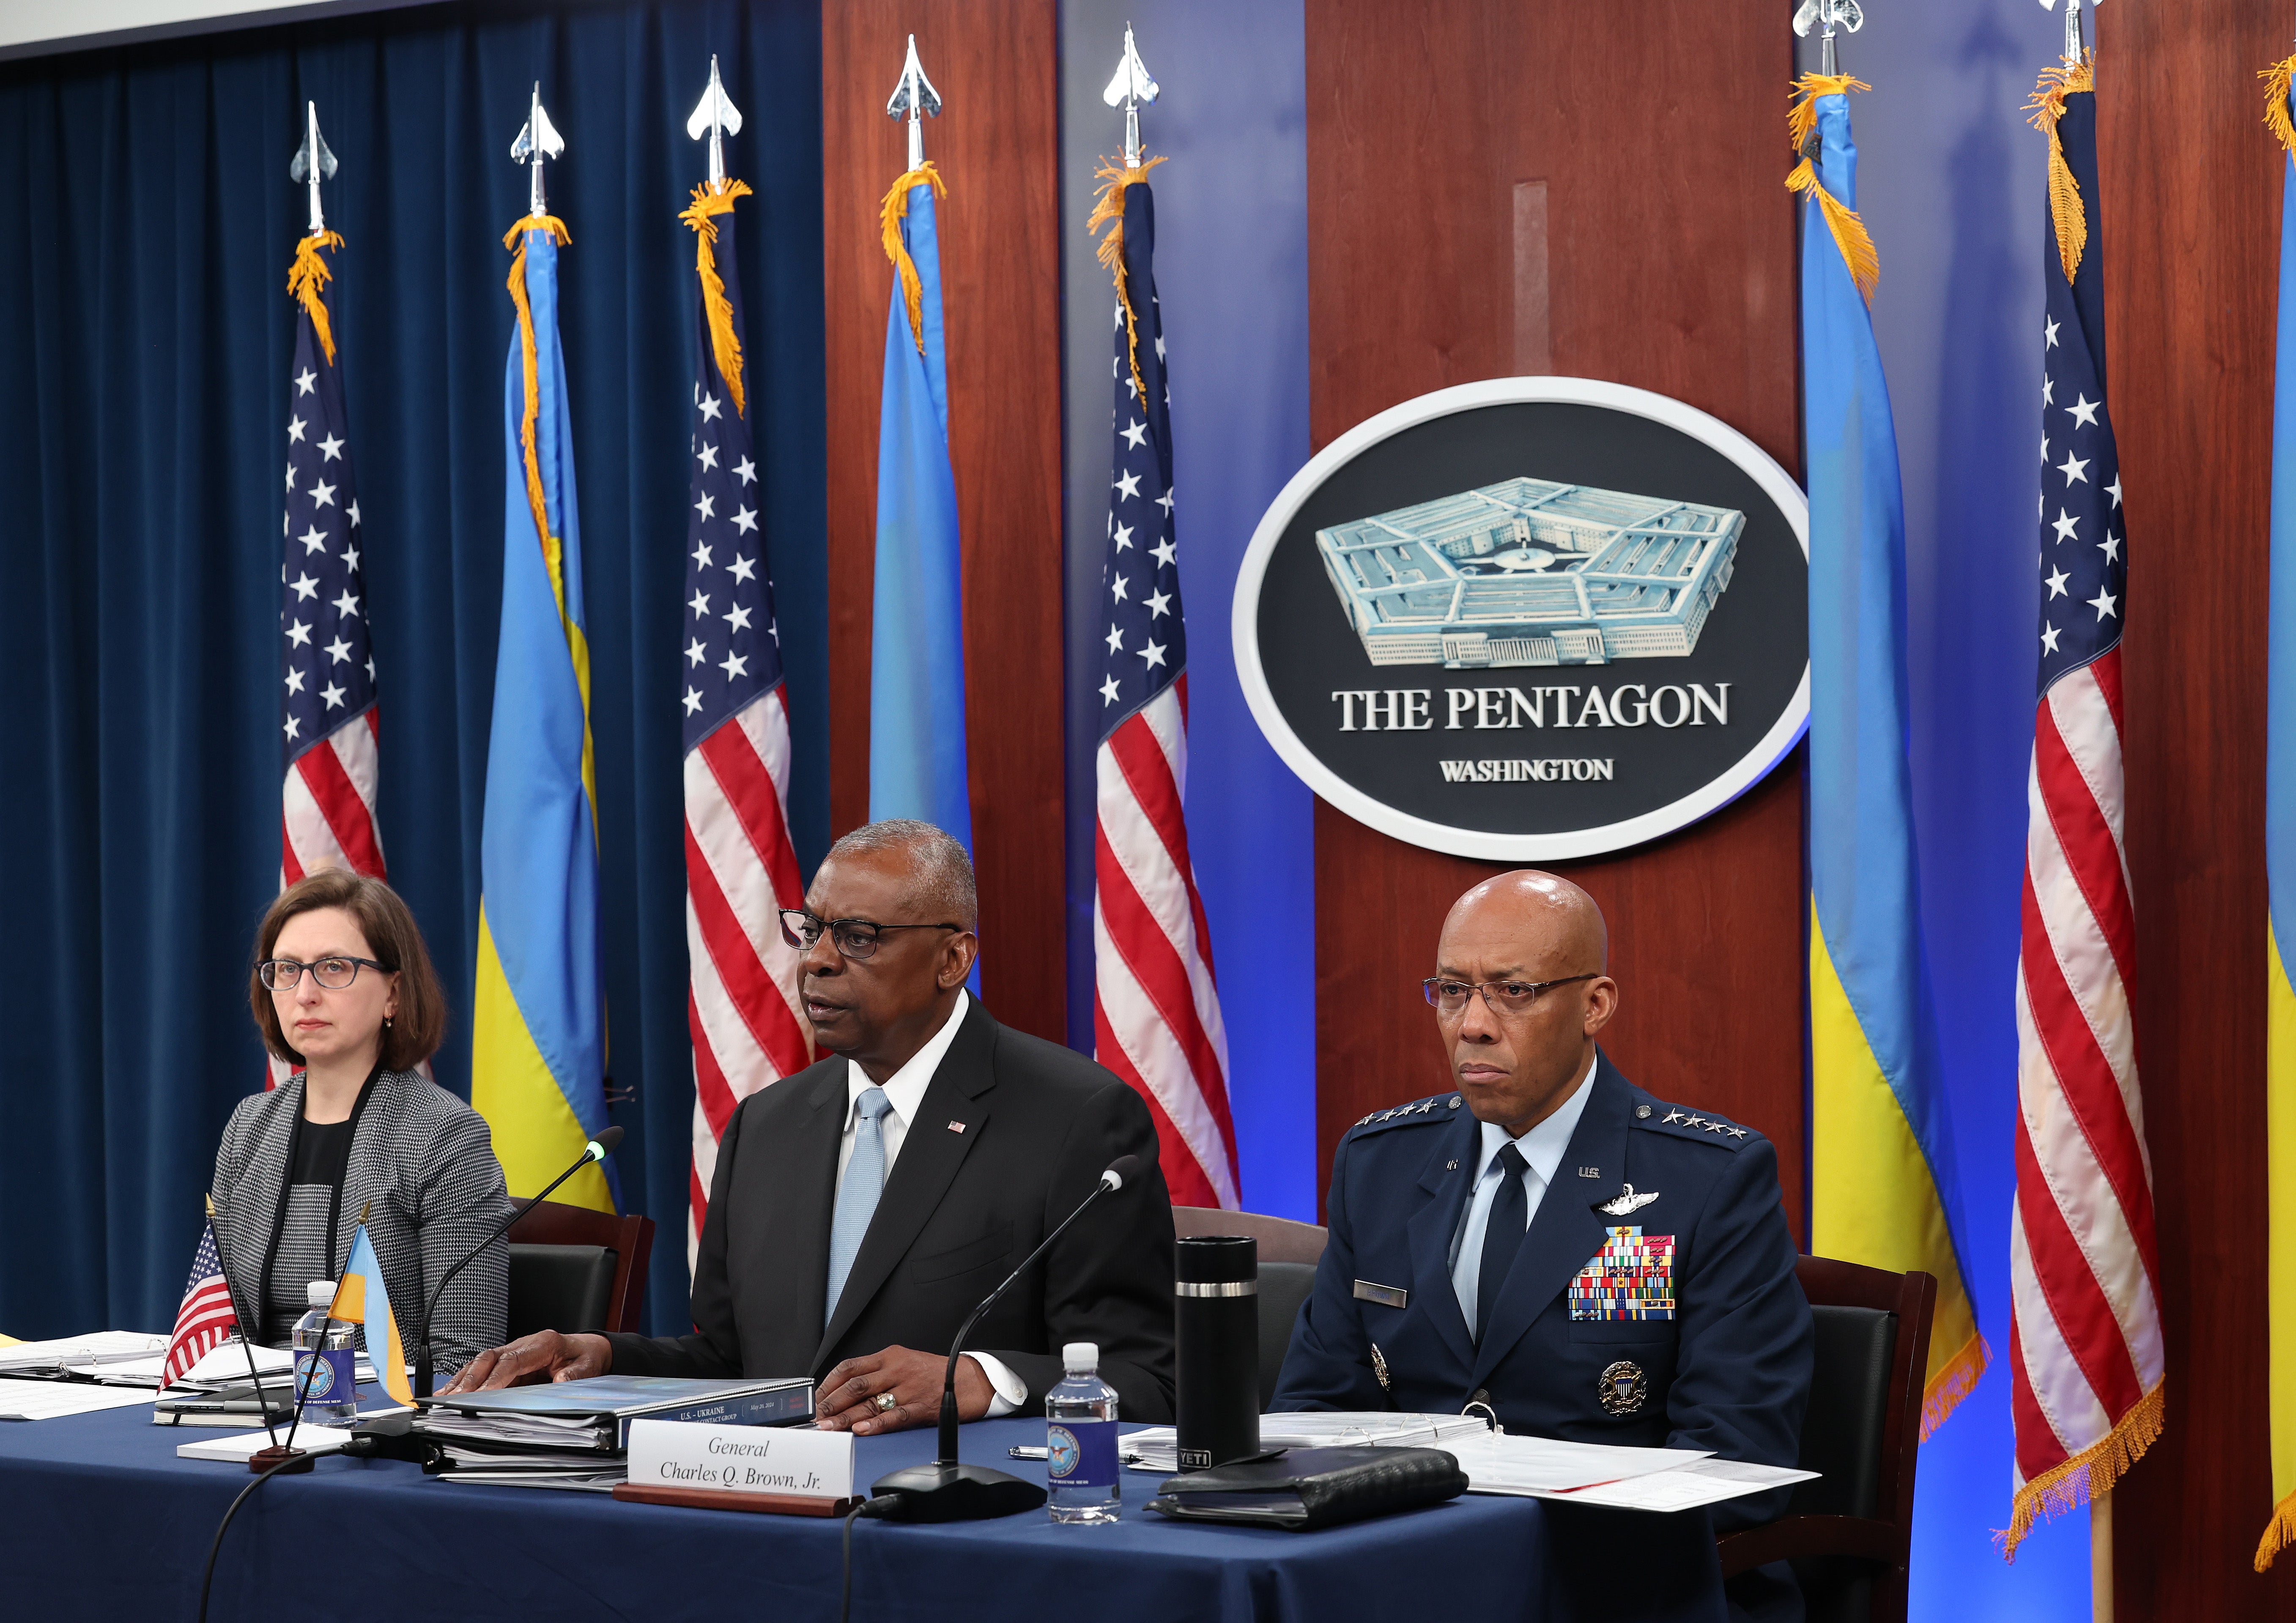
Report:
1476,1143,1531,1344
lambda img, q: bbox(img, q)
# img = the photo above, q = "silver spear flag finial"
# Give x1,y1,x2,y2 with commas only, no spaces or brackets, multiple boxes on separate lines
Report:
885,34,941,172
289,101,337,237
1101,22,1160,170
510,82,565,219
2038,0,2099,68
1791,0,1863,77
686,55,744,191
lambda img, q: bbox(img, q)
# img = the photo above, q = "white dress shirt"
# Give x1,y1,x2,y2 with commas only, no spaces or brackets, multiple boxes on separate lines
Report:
1447,1050,1599,1334
834,990,1024,1415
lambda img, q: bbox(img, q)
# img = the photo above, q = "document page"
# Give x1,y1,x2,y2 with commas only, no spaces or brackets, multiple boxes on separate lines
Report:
0,1379,171,1420
1445,1431,1712,1494
1543,1455,1819,1512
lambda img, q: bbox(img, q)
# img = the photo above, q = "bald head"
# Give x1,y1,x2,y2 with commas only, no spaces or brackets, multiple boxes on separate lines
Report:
1433,870,1617,1135
1441,870,1607,980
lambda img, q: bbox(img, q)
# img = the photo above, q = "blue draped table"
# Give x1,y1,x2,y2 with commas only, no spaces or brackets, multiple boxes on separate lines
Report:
0,1406,1728,1621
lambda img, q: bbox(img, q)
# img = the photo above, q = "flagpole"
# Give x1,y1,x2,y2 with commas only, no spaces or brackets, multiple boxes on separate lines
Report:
887,34,940,171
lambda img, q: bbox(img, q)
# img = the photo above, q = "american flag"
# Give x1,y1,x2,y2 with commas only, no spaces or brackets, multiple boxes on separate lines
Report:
678,183,809,1267
2006,66,2163,1554
162,1220,239,1387
279,233,383,890
273,233,383,1090
1090,171,1239,1210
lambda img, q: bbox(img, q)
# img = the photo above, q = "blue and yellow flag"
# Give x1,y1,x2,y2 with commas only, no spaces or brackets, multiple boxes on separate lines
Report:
1794,75,1985,1434
328,1220,412,1406
471,213,612,1214
868,164,971,847
2258,54,2296,1575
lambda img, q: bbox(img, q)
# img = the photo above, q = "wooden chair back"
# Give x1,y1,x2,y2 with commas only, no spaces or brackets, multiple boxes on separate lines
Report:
507,1198,656,1335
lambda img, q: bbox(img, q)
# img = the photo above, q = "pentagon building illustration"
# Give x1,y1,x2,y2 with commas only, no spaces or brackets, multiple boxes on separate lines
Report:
1313,476,1744,668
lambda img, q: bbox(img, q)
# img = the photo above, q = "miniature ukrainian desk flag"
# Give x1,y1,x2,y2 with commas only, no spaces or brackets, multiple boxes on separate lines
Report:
868,159,971,848
470,196,612,1215
328,1219,412,1406
2258,51,2296,1575
1794,73,1985,1434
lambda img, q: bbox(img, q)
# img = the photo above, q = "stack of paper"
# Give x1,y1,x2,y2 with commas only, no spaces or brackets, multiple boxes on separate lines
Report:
0,1381,171,1421
1123,1413,1817,1515
1119,1412,1494,1472
0,1332,167,1376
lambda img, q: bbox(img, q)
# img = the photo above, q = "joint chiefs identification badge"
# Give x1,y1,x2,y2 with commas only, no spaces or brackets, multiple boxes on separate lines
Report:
1597,1359,1649,1416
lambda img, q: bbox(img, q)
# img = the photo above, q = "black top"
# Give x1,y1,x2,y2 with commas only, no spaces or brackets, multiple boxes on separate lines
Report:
258,1071,378,1344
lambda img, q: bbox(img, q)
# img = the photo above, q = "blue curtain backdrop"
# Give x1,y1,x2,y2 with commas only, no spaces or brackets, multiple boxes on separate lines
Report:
0,0,828,1343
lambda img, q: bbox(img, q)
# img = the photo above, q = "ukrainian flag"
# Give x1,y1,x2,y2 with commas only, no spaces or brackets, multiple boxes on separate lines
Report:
1794,75,1985,1434
2258,56,2296,1575
868,162,971,847
471,212,612,1215
329,1221,412,1406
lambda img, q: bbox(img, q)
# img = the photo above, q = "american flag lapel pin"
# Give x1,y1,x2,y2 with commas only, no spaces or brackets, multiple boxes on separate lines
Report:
947,1120,967,1133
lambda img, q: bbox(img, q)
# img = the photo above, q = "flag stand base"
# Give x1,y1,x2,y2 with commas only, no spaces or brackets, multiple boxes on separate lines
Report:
249,1445,315,1474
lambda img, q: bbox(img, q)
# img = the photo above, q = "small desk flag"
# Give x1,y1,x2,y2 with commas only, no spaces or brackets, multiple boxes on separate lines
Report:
868,164,971,848
328,1220,412,1406
471,213,613,1214
1792,75,1985,1437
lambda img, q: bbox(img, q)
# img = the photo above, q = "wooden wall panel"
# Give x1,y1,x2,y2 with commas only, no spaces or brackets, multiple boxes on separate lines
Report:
2098,8,2296,1615
820,1,1067,1040
1304,0,1806,1226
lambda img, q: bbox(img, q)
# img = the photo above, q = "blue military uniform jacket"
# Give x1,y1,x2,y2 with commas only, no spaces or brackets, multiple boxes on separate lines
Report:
1274,1053,1813,1533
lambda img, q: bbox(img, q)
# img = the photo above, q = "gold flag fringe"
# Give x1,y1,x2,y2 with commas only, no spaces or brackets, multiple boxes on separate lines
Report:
2258,1486,2296,1572
1996,1379,2163,1561
1784,75,1879,303
879,162,948,356
286,231,347,367
2263,56,2296,160
501,214,574,599
2027,55,2096,286
1918,1332,1990,1443
1086,153,1169,402
679,180,753,420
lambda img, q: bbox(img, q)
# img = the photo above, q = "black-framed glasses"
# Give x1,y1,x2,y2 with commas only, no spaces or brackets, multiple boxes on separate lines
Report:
260,955,389,991
1421,974,1598,1016
778,910,962,961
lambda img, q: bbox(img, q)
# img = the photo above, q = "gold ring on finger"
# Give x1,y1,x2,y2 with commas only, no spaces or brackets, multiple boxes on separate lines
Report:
872,1391,898,1413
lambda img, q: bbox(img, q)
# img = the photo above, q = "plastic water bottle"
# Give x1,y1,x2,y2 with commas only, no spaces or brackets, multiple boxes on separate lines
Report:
1045,1340,1121,1524
291,1281,359,1427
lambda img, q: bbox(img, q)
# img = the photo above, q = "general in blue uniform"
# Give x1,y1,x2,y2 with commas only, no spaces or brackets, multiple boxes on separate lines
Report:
1272,870,1812,1623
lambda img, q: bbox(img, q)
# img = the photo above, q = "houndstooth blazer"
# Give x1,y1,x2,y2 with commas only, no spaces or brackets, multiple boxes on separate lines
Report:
209,1069,512,1377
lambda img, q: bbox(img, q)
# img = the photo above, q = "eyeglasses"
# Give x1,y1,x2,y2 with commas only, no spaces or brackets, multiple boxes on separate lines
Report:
778,911,962,961
260,956,389,991
1421,974,1598,1016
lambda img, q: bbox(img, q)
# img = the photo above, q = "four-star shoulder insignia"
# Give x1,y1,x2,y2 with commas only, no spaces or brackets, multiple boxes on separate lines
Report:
1636,1100,1759,1151
1349,1093,1458,1136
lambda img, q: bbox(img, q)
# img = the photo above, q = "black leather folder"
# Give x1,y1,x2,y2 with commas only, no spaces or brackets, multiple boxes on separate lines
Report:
1143,1445,1469,1531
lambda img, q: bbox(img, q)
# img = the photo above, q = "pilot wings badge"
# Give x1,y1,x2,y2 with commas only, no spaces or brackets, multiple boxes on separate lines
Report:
1596,1183,1660,1216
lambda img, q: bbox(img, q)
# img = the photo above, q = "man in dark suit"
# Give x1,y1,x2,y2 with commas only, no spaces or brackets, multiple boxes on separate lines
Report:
445,819,1177,1430
1273,870,1811,1621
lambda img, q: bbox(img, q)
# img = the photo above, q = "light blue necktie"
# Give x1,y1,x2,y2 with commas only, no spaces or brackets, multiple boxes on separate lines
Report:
825,1086,893,1326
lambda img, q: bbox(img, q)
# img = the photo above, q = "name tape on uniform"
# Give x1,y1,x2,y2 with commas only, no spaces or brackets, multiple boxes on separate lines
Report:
626,1418,853,1501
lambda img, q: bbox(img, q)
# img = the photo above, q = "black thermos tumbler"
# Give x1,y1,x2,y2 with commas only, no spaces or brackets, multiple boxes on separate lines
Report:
1174,1234,1260,1470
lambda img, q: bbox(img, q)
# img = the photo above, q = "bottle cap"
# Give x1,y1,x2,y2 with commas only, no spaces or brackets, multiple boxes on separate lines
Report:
306,1280,337,1308
1062,1341,1099,1371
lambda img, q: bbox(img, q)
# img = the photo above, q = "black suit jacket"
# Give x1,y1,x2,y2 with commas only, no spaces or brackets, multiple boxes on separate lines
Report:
605,999,1178,1420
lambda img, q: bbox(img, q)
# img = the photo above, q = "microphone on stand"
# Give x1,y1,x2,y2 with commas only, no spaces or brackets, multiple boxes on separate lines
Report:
867,1152,1150,1523
410,1125,623,1399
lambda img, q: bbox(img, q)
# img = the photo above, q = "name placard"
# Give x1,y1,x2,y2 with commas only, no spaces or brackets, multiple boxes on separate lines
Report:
625,1418,854,1501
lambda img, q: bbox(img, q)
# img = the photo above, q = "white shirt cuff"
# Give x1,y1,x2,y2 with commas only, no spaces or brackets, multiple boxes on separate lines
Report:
966,1352,1027,1418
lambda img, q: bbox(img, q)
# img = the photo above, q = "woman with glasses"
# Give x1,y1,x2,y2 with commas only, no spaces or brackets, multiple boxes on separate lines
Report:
208,869,512,1374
